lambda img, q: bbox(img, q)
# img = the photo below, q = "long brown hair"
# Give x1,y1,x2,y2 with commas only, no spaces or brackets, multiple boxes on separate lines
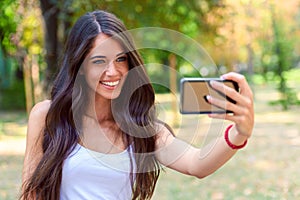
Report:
21,10,163,200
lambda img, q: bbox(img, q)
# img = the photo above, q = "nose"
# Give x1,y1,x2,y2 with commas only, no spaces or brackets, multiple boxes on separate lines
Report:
105,61,117,76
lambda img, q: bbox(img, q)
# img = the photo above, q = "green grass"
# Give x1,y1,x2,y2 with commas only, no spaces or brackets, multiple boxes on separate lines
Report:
0,84,300,200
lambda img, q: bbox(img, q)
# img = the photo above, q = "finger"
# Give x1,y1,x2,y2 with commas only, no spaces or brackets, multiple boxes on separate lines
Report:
208,113,227,120
207,93,253,122
221,72,253,99
209,80,243,105
208,81,253,118
210,81,253,109
208,113,238,123
206,95,242,114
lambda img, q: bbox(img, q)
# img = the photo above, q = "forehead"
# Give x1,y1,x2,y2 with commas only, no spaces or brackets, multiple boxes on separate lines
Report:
88,33,124,58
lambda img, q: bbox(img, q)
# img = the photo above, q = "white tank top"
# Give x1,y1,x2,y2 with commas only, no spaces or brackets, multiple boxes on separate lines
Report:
60,143,134,200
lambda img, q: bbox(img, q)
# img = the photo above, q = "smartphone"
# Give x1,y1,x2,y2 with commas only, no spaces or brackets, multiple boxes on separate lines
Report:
180,78,239,114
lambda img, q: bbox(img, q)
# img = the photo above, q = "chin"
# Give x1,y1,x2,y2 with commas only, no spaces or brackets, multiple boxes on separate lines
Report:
98,90,122,100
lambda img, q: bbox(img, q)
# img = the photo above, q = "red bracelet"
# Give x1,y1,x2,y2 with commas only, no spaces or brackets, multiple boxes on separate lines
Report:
224,124,247,150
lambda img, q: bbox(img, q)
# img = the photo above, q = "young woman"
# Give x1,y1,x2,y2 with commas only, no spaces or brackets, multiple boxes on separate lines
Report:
21,10,254,200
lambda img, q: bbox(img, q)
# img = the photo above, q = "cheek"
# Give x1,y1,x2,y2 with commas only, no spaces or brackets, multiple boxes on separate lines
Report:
84,68,105,89
123,67,129,74
121,67,129,81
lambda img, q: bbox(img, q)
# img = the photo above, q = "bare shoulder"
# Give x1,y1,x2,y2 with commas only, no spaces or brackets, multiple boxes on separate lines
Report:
27,100,51,139
29,100,51,120
23,100,51,182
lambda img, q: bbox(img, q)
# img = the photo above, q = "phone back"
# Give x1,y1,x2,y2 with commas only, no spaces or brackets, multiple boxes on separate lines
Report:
180,78,238,114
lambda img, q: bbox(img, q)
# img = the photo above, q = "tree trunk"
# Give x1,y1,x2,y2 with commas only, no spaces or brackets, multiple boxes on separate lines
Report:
23,55,34,114
39,0,59,94
31,55,42,102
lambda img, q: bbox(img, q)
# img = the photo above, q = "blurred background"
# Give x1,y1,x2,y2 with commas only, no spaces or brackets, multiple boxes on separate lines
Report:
0,0,300,199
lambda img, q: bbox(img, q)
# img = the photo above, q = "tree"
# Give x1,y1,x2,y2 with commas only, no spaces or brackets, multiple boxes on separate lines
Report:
208,0,300,110
13,0,44,112
39,0,59,91
39,0,75,93
269,2,299,109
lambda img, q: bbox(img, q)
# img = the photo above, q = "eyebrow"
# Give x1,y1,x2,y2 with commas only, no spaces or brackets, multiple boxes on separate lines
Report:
116,51,126,57
90,55,106,60
89,52,126,60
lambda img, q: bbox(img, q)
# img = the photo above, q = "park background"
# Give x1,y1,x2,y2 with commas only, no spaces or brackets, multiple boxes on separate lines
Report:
0,0,300,199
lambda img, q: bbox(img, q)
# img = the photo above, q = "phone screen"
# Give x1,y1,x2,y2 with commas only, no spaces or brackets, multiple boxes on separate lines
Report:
180,78,239,114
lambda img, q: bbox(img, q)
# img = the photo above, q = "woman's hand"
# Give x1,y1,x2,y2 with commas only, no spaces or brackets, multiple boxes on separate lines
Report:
207,72,254,139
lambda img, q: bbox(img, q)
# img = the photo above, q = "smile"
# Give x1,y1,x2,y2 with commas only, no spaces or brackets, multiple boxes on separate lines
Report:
100,80,120,87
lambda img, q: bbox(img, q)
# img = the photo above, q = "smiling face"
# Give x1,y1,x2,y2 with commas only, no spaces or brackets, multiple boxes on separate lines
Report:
80,33,129,100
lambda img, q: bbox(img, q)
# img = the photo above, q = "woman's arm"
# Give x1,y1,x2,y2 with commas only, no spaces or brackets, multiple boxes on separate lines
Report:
22,100,51,184
155,72,254,178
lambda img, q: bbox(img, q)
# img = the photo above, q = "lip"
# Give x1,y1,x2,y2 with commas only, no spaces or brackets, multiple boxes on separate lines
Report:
99,79,120,90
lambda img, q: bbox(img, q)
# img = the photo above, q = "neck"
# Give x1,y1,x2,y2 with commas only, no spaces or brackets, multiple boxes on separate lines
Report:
85,93,114,123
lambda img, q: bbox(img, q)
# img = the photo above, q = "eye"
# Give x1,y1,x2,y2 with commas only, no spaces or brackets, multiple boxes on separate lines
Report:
92,59,106,64
116,56,127,62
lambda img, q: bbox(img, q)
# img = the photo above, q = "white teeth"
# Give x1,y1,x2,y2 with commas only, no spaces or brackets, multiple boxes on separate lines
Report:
101,80,120,87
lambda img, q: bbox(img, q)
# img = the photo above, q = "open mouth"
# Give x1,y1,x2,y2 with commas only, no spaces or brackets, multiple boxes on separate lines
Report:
100,80,120,87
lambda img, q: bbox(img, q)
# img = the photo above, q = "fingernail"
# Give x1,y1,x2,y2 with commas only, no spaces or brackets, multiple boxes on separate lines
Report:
209,80,215,87
203,95,210,103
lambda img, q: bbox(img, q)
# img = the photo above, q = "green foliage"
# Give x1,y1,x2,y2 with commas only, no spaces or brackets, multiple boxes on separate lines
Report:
0,0,27,111
285,68,300,84
269,6,298,110
0,0,18,55
269,68,300,110
0,80,26,111
253,68,300,110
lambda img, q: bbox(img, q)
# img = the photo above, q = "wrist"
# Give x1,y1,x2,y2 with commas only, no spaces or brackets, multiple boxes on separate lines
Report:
225,124,248,150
